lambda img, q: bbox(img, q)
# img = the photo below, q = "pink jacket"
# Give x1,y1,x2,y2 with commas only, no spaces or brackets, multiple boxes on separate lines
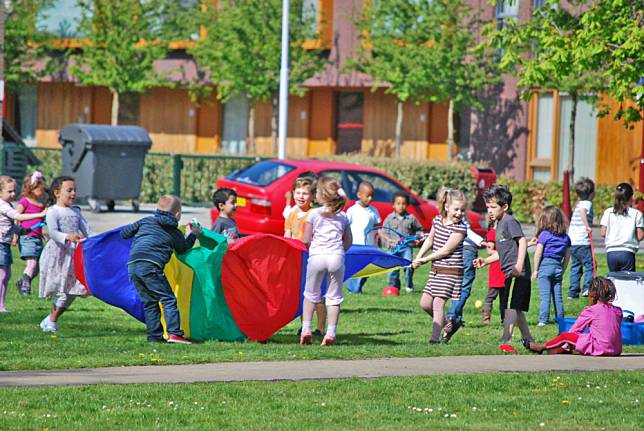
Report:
569,303,623,356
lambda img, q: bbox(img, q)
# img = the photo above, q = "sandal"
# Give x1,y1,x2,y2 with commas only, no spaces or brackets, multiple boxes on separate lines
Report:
442,320,462,343
520,338,542,354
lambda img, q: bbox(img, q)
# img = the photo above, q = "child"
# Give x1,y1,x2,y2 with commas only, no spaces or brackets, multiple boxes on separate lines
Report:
532,206,571,326
481,221,507,324
0,176,47,311
568,177,595,298
212,187,240,243
474,184,534,344
284,176,326,337
525,277,622,356
38,176,88,332
381,191,423,293
345,181,381,294
412,189,467,344
600,183,644,272
15,171,48,296
300,176,352,346
121,195,201,344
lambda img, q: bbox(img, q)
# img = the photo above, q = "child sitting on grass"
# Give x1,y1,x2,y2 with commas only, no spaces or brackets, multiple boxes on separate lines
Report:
121,195,202,344
524,277,622,356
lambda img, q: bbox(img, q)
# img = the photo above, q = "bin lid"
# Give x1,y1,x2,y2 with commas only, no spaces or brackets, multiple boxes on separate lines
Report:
607,271,644,280
59,124,152,148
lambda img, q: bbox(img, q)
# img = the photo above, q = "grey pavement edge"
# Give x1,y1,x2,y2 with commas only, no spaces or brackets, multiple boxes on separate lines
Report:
1,355,643,388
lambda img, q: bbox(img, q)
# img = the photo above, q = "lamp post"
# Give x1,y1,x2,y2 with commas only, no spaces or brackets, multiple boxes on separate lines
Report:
277,0,289,160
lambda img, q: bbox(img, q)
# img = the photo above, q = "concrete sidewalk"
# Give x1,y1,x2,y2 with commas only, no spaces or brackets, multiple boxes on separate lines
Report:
1,354,642,388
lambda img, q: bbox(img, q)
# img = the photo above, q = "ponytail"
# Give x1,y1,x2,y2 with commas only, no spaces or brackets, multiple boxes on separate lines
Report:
437,187,466,217
613,183,633,216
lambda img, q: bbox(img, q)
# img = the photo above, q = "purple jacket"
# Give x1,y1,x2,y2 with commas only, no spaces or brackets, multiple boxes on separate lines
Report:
570,303,623,356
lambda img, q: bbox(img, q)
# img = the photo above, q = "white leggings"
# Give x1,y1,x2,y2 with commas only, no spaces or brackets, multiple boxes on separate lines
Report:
304,254,345,306
54,292,78,309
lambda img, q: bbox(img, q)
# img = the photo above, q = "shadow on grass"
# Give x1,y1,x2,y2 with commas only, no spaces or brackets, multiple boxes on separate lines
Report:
268,330,410,346
342,307,414,315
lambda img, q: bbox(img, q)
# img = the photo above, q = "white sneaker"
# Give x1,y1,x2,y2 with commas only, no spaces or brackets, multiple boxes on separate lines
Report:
40,316,58,333
581,291,589,297
537,322,547,327
405,287,414,293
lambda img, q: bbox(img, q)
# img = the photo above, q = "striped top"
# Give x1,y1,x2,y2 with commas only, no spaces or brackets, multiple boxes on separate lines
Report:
431,216,467,269
568,200,593,246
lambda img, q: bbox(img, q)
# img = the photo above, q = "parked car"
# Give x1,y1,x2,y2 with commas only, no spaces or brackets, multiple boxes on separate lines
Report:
211,159,489,237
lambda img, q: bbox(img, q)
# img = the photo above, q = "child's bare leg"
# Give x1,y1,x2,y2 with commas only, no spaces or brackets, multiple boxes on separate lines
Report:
420,292,435,318
325,304,340,332
515,310,534,341
431,297,447,342
500,309,517,342
302,299,316,329
315,303,327,333
50,294,76,322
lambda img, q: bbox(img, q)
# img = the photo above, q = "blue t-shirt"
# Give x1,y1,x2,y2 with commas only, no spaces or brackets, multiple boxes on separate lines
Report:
538,230,571,261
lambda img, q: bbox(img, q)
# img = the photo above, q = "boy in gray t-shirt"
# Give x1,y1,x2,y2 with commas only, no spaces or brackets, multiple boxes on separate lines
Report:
474,185,534,344
211,187,240,243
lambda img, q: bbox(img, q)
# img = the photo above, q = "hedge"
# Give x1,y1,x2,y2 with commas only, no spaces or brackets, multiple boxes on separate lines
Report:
30,148,619,224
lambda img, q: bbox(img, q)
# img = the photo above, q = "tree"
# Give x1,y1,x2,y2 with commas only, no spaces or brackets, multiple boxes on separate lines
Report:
576,0,643,126
487,0,607,181
71,0,181,125
188,0,325,155
353,0,499,159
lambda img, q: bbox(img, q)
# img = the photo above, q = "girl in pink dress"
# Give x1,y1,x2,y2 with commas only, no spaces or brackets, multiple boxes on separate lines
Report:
525,277,622,356
15,172,47,295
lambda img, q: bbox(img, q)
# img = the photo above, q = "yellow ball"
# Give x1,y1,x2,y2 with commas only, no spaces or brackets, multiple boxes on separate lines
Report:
474,300,483,309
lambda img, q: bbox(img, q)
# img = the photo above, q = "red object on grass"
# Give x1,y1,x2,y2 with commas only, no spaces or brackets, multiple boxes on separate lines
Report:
562,170,572,220
382,286,400,296
499,344,518,353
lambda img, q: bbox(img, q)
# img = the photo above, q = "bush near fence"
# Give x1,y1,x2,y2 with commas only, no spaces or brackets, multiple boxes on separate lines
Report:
31,148,618,222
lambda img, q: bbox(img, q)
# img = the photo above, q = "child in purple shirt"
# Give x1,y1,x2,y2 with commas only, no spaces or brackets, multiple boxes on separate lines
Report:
525,277,622,356
532,206,571,326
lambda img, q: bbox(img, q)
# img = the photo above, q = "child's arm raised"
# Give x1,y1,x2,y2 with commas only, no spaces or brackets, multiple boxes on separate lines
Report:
413,230,466,267
120,220,142,239
532,243,544,281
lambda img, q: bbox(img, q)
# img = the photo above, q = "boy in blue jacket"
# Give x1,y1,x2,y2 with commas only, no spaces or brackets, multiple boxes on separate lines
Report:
120,195,202,344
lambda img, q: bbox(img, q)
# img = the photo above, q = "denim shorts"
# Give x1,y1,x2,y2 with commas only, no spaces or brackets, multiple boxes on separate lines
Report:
19,236,44,259
0,242,12,266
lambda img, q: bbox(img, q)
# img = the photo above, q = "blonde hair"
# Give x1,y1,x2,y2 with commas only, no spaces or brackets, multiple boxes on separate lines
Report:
293,176,316,195
158,194,182,214
317,176,346,214
536,205,568,236
0,176,16,192
437,188,466,217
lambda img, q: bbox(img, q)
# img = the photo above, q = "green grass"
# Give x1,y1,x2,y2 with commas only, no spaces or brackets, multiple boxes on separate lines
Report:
1,250,643,371
0,371,642,430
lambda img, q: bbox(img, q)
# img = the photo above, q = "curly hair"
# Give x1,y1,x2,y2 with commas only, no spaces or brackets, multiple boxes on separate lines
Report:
588,277,616,305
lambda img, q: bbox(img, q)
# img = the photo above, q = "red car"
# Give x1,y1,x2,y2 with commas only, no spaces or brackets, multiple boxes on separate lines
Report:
211,159,488,237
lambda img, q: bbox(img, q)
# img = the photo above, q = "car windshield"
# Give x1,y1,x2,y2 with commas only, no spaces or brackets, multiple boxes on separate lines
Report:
227,160,296,186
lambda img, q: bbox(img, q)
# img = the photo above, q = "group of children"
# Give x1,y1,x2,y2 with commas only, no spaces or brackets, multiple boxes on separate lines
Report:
0,166,637,358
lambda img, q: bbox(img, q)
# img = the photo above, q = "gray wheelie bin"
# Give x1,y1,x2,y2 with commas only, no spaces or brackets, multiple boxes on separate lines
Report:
59,124,152,212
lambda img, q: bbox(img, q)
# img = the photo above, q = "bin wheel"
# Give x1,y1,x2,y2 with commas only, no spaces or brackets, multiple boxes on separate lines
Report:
107,200,116,212
89,199,101,213
132,199,140,212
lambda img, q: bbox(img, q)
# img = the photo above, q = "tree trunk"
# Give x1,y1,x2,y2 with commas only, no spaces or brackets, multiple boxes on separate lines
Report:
271,94,278,156
395,99,404,158
111,91,120,126
447,99,455,161
568,93,577,183
248,102,256,156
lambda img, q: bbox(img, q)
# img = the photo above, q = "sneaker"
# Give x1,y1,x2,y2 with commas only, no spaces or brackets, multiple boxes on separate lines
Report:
442,319,462,343
567,296,578,300
537,321,547,327
320,335,335,346
405,287,414,293
581,291,589,297
167,334,192,344
40,316,57,333
16,280,30,296
300,330,313,345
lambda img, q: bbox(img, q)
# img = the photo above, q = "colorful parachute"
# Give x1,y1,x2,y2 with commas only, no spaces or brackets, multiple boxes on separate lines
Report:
74,228,411,341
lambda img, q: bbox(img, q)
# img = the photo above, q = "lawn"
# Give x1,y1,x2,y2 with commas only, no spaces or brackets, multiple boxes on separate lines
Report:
0,249,642,371
0,371,642,430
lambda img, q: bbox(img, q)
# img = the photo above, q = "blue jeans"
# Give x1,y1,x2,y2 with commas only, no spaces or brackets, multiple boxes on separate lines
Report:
447,247,478,323
537,257,564,324
346,277,367,294
568,245,593,297
387,247,414,289
128,261,183,341
607,251,635,272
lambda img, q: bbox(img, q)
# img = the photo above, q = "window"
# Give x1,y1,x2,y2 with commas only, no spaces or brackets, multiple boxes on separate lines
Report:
302,0,319,34
495,0,519,31
228,161,296,187
221,94,249,155
557,96,597,180
37,0,83,37
533,0,546,9
18,86,37,147
344,171,419,205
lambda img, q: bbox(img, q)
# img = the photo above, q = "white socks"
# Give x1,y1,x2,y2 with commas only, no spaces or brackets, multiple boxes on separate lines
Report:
302,321,312,333
326,325,337,337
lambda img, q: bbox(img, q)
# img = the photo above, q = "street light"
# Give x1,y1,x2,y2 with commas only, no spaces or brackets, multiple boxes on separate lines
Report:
277,0,289,160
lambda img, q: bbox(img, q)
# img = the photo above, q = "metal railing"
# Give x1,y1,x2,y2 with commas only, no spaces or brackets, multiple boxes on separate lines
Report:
32,148,263,205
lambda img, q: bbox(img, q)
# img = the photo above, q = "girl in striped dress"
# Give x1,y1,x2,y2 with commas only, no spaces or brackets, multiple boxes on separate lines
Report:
413,189,467,344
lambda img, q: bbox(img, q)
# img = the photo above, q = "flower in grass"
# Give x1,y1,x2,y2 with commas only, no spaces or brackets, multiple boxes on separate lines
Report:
562,400,570,406
539,423,545,427
239,352,245,355
168,401,174,406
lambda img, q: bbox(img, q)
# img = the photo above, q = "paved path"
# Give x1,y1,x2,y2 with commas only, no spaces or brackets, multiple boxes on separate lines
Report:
1,354,642,388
